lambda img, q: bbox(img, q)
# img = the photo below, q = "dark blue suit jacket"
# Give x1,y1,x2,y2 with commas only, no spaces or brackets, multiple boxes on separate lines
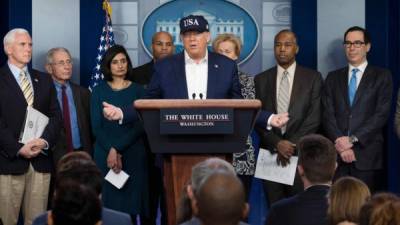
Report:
32,208,133,225
266,185,330,225
123,52,271,126
0,65,62,174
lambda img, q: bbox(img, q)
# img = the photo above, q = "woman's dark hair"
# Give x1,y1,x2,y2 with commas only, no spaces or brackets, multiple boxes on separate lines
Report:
52,180,102,225
100,44,133,81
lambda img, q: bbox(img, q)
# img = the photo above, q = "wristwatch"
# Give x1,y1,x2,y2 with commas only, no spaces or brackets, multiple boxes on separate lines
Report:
349,135,358,144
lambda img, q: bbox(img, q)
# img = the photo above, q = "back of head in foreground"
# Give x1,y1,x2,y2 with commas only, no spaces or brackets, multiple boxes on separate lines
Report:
48,180,102,225
297,134,337,187
177,157,236,223
55,151,103,195
328,176,371,225
196,170,247,225
359,192,400,225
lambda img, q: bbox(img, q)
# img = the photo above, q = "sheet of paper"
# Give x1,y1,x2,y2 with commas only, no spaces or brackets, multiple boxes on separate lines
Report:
105,169,130,189
19,107,49,144
254,148,298,186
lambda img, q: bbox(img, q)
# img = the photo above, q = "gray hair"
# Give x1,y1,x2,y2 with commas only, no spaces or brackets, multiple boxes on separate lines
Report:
46,47,72,64
3,28,30,47
190,158,235,193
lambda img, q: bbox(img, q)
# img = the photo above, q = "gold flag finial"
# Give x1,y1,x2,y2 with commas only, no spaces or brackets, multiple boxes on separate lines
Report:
103,0,112,17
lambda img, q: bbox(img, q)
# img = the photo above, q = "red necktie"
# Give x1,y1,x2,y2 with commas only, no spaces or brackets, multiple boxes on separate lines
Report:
62,85,73,152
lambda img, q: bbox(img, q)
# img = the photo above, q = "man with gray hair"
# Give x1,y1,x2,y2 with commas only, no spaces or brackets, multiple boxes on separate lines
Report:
45,47,92,163
0,28,61,225
178,158,248,225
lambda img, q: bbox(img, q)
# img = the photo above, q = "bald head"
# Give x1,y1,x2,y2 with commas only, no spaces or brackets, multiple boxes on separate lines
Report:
151,31,174,61
197,171,247,225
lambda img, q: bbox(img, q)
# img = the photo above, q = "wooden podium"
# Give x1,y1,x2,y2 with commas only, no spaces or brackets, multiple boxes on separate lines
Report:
134,99,261,225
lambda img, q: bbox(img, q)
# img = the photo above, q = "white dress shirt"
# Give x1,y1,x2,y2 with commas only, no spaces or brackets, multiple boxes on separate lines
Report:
184,50,208,99
348,60,368,89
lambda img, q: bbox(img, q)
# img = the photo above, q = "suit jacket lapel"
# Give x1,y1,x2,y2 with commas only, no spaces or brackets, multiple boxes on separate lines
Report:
286,66,303,132
207,53,217,98
338,67,351,108
352,65,372,106
29,70,40,107
2,66,28,105
176,53,189,99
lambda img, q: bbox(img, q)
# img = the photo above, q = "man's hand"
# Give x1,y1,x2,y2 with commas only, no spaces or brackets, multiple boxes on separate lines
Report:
276,140,295,167
29,138,47,152
18,142,39,159
107,147,121,173
270,112,289,128
340,149,356,163
335,136,353,153
103,102,123,121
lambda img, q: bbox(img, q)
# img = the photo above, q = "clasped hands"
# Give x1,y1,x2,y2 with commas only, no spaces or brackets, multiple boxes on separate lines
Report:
103,102,123,121
335,136,356,163
107,147,122,174
276,140,296,167
18,138,47,159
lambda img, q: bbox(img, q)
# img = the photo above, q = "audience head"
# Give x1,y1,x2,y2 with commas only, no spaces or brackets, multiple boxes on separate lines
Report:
56,151,102,195
297,134,336,187
343,26,371,67
179,15,210,61
177,158,236,223
3,28,32,68
151,31,175,61
48,180,101,225
196,171,247,225
327,177,371,225
273,29,298,69
212,33,242,61
45,47,73,84
359,192,400,225
101,44,133,81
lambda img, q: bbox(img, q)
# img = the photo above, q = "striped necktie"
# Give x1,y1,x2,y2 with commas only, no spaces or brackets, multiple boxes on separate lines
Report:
277,70,290,133
19,70,34,106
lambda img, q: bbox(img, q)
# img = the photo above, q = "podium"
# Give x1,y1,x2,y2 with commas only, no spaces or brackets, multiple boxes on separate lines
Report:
134,99,261,225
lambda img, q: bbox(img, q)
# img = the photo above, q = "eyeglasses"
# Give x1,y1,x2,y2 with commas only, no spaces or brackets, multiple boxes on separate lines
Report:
53,60,73,66
343,41,365,48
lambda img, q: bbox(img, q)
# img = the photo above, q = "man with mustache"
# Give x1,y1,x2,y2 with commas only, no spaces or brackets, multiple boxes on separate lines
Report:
254,29,323,204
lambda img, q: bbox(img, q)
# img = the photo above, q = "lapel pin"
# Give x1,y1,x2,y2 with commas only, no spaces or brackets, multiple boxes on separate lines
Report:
34,78,39,82
214,64,218,68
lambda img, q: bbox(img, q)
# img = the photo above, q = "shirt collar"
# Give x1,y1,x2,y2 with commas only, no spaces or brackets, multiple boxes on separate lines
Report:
277,61,296,77
184,50,208,65
53,79,70,89
349,60,368,74
8,61,28,76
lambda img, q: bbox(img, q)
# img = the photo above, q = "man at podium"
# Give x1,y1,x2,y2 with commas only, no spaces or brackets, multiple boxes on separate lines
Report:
103,15,288,128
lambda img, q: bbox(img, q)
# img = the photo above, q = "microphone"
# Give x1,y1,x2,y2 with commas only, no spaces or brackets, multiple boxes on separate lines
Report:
199,93,203,100
192,93,196,99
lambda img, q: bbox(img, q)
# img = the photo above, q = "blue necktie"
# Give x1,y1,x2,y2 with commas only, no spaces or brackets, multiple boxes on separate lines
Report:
348,68,358,105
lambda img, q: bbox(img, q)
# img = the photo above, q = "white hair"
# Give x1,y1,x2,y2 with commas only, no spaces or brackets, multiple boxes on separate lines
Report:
3,28,30,47
3,28,30,55
46,47,72,64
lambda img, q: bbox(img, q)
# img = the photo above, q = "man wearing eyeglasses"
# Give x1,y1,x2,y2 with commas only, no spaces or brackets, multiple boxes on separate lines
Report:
254,29,323,204
322,26,392,192
45,47,93,163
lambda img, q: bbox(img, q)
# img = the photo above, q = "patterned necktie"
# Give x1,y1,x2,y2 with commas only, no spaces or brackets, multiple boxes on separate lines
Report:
348,68,359,106
62,85,74,152
277,70,290,133
19,70,34,106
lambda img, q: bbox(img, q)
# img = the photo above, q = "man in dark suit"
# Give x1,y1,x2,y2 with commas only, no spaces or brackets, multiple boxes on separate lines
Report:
128,32,175,225
103,15,288,129
45,47,92,163
32,152,133,225
0,28,61,225
254,29,323,204
322,26,392,192
266,134,336,225
129,31,175,86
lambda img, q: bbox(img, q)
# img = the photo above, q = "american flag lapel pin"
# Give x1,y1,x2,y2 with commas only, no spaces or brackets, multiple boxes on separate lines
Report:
214,64,218,68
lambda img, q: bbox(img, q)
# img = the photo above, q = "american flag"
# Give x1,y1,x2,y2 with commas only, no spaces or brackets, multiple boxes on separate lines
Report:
89,0,115,90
